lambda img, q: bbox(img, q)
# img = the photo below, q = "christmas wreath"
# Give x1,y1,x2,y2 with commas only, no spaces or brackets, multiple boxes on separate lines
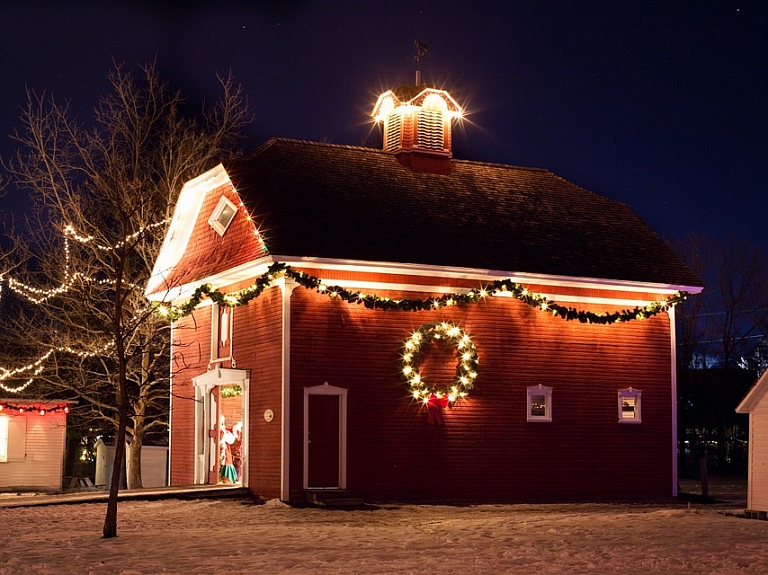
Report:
401,322,478,403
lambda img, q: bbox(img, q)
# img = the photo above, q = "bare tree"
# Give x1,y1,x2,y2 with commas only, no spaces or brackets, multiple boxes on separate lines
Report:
673,234,768,369
0,62,250,538
669,233,709,371
672,233,768,472
708,237,768,368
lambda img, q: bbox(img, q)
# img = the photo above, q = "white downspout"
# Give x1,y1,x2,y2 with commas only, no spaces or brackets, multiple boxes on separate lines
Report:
278,277,298,501
167,320,174,487
669,305,679,497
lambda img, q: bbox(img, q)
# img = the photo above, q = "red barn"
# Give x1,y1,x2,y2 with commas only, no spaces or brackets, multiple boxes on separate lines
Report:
147,85,701,504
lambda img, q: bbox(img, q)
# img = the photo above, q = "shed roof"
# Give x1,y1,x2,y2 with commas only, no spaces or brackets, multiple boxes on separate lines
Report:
736,369,768,413
218,138,700,287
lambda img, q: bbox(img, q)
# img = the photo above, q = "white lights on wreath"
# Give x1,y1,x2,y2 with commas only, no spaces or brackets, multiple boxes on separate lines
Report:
400,322,479,404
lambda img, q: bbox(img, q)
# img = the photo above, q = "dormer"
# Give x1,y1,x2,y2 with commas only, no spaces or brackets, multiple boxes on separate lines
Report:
372,86,462,175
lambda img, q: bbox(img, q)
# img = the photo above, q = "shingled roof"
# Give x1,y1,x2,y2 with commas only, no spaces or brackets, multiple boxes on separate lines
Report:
220,138,699,288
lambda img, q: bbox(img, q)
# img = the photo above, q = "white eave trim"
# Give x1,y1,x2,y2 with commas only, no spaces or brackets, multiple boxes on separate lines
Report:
146,163,231,296
192,367,250,389
147,253,701,306
272,255,701,295
736,369,768,414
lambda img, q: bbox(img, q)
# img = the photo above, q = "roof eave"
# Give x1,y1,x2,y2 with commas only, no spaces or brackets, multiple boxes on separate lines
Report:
736,369,768,413
147,253,701,306
145,163,232,297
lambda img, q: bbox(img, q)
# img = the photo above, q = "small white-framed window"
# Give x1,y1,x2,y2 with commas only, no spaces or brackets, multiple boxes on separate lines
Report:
208,196,238,236
618,387,642,423
527,384,552,422
0,415,26,462
0,416,8,462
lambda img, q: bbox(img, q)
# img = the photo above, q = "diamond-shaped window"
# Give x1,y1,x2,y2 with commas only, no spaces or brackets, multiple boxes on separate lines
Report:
208,196,238,236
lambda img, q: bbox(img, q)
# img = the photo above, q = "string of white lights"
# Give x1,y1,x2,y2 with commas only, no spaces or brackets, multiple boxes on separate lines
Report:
0,221,169,393
0,341,116,394
63,220,168,251
2,221,167,304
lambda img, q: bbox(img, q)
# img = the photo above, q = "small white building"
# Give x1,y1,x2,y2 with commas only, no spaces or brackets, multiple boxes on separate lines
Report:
95,436,168,489
0,400,72,492
736,370,768,519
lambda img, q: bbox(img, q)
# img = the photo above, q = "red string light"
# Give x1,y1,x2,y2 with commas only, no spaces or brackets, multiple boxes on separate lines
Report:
0,402,72,415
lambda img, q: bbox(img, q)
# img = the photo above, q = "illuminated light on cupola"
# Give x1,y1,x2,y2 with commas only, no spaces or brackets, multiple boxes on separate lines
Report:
372,85,463,175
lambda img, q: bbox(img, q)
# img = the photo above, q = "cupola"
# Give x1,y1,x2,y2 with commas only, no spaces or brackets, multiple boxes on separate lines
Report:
372,84,462,175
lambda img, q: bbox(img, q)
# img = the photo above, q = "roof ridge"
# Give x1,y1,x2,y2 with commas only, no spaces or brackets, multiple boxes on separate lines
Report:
256,137,385,156
252,138,559,174
450,157,549,174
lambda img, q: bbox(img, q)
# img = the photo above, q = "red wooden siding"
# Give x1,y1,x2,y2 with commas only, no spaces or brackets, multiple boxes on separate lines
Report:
233,287,283,499
162,182,266,291
169,267,676,503
169,307,211,485
285,284,673,503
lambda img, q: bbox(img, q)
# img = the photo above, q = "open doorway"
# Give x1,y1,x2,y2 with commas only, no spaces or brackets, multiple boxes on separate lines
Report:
193,368,249,486
217,384,244,484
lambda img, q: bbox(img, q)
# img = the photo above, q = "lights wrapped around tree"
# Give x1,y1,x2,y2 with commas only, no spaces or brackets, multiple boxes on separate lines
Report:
156,262,689,324
0,341,115,394
401,322,479,404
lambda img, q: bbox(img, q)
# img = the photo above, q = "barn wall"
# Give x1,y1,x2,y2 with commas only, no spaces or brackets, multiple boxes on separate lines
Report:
0,412,67,491
168,265,676,503
233,286,283,499
748,402,768,512
168,284,284,496
169,307,211,485
285,281,674,503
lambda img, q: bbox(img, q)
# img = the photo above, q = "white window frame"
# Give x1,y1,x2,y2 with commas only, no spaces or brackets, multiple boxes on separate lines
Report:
0,415,8,462
527,384,553,422
208,196,238,236
618,387,642,424
0,415,26,462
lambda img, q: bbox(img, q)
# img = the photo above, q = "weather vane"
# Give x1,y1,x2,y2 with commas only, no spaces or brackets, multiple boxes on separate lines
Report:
414,39,430,86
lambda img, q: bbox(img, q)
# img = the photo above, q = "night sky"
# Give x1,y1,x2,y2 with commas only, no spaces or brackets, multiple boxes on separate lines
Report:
1,1,766,257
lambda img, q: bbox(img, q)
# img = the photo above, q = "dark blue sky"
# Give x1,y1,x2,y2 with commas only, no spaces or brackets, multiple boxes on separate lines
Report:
1,1,766,255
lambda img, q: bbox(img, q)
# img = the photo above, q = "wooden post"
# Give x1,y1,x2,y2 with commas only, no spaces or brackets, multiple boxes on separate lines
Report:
699,456,709,500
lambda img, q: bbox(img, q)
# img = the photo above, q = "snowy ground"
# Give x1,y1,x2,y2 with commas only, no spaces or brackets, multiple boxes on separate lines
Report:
1,496,767,574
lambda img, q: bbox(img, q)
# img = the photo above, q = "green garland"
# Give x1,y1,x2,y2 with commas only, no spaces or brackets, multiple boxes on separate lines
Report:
155,262,688,324
220,385,242,398
401,322,479,402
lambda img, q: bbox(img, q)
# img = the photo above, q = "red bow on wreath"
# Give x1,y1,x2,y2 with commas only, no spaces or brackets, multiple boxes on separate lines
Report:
427,393,450,425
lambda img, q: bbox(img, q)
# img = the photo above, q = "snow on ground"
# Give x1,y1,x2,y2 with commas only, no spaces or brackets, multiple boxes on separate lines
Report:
1,497,767,574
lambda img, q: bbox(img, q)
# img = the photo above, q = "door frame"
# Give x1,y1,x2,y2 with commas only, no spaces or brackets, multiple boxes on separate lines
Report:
192,367,250,486
303,382,347,490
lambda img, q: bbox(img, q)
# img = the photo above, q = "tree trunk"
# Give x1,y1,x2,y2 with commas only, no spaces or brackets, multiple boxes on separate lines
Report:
129,418,145,489
103,393,128,538
104,281,129,539
128,345,152,489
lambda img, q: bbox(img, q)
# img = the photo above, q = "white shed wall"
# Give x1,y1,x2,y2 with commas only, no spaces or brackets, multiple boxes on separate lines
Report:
0,412,66,491
748,402,768,512
126,443,168,489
